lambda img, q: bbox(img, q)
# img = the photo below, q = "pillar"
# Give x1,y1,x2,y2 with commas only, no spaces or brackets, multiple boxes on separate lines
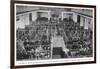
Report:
61,12,63,21
48,11,50,21
73,13,77,23
80,16,84,26
84,17,89,29
32,11,37,22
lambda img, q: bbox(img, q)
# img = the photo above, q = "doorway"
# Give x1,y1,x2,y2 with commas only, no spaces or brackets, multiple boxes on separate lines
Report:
77,15,80,23
29,13,32,23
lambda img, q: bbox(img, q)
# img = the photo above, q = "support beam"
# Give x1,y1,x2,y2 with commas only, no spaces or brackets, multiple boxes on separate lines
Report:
73,13,77,23
80,16,84,26
84,18,89,29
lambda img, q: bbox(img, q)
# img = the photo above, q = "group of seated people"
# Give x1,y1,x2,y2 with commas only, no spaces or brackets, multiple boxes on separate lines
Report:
16,23,52,60
17,38,51,60
16,17,93,60
62,19,93,57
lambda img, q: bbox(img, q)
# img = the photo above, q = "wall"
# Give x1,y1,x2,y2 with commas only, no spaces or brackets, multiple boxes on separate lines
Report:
72,9,93,17
73,12,92,29
16,6,39,14
40,12,49,18
0,0,100,69
63,12,73,20
16,15,25,29
16,13,30,29
16,11,38,29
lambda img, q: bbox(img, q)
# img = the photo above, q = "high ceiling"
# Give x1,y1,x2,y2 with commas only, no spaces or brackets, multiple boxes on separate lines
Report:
16,5,72,13
16,5,93,17
16,5,40,13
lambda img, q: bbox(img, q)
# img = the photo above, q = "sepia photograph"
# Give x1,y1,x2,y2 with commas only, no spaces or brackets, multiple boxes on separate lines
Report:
10,1,96,68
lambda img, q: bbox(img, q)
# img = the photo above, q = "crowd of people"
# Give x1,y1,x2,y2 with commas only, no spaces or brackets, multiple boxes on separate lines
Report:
16,15,93,60
62,18,93,58
16,21,51,60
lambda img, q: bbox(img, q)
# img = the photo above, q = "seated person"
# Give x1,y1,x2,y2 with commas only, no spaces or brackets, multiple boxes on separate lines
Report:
35,45,45,59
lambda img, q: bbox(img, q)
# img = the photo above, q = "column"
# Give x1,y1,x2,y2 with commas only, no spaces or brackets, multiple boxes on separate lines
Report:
80,16,84,26
61,12,63,21
32,11,37,22
73,13,77,23
84,17,89,29
48,11,50,21
19,14,25,28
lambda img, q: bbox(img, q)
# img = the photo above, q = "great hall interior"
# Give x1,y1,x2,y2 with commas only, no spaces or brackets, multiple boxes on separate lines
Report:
16,5,93,60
